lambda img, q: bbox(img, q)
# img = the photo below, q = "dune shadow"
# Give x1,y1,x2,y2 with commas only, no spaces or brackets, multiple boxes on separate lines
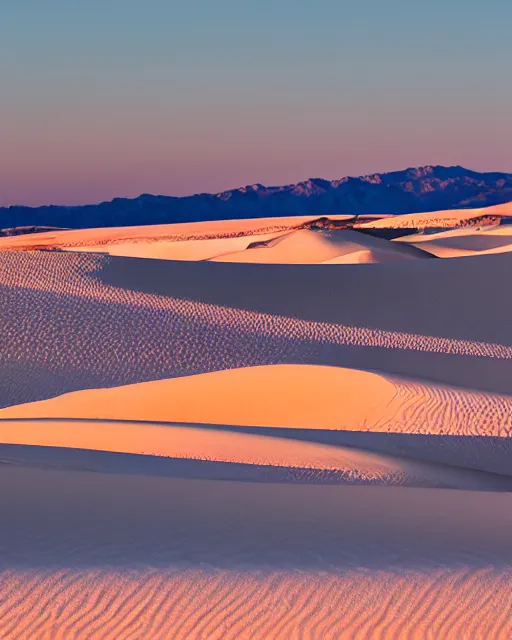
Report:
100,251,512,344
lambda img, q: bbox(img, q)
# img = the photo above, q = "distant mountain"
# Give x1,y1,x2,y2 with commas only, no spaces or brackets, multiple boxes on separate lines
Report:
2,165,512,230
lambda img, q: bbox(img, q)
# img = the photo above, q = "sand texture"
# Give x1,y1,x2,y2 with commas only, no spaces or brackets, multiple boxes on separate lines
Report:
1,210,512,638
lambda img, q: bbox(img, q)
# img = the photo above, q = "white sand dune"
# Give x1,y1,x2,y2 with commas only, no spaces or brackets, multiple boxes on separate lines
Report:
3,248,512,409
74,232,288,261
2,466,512,638
357,201,512,230
3,417,509,490
0,215,353,255
3,363,512,438
0,365,394,428
211,228,428,263
395,224,512,258
4,363,512,477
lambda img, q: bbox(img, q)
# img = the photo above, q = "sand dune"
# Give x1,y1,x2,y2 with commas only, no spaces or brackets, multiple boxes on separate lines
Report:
395,224,512,258
357,202,511,230
4,364,512,438
3,249,512,411
3,418,510,489
75,232,288,261
0,365,394,428
4,363,512,477
2,466,512,638
210,228,428,264
0,215,353,253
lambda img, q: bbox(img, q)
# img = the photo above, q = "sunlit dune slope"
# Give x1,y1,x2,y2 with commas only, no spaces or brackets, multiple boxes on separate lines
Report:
357,202,512,229
210,228,428,263
75,232,284,261
4,362,512,476
3,417,509,489
3,364,512,438
0,365,392,427
395,224,512,258
0,215,354,255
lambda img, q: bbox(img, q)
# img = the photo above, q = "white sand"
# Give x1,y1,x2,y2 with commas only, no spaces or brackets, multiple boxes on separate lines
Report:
210,228,427,264
2,467,512,638
3,363,512,438
2,248,512,404
4,363,512,477
395,224,512,257
357,202,511,229
2,212,512,637
0,215,353,256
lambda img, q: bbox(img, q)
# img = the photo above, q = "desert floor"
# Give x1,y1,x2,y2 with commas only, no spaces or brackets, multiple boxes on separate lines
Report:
1,206,512,638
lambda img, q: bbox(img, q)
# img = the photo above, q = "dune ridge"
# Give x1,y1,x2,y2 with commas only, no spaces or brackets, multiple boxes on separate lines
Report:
395,224,512,258
2,417,512,490
4,364,512,438
210,228,428,264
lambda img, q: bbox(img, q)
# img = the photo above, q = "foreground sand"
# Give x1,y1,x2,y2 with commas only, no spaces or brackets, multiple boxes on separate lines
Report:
2,211,512,637
2,467,512,638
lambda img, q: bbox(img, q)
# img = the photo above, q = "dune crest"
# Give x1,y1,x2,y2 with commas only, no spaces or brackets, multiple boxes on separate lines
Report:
3,364,512,438
210,228,427,264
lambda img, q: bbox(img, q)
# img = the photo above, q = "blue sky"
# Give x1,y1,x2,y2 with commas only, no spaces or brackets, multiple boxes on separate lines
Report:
1,0,511,205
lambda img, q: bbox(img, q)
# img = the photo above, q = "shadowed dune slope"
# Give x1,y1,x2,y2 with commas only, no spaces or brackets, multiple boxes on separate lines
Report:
2,250,512,411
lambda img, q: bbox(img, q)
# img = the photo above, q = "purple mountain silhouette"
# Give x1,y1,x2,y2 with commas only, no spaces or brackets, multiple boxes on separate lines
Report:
2,165,511,230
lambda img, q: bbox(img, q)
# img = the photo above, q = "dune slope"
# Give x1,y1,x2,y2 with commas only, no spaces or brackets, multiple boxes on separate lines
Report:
3,249,512,412
211,228,428,263
395,224,512,258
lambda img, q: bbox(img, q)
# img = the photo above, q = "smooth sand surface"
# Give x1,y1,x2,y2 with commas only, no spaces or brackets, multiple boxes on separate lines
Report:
0,218,428,264
4,363,512,477
2,213,512,637
74,232,288,261
4,363,512,438
3,417,510,489
210,228,428,263
395,224,512,257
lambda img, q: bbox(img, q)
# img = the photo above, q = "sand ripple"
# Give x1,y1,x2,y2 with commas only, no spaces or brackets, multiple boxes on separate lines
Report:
1,567,511,639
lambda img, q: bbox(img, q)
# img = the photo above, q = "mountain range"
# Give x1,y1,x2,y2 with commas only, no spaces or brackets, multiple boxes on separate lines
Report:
2,165,512,230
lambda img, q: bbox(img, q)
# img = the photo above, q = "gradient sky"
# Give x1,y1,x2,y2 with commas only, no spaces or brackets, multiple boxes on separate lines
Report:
2,0,511,206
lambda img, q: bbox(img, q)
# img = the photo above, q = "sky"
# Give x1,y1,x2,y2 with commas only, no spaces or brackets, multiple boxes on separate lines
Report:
1,0,511,206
